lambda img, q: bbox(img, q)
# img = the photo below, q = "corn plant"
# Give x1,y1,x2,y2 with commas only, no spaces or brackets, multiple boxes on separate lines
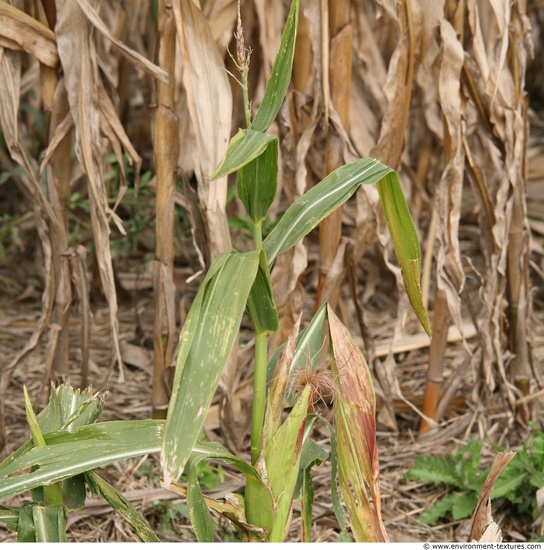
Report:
160,1,429,540
0,0,430,542
0,384,160,542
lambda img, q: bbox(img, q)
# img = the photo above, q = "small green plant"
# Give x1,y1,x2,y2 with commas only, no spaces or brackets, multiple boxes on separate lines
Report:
405,425,544,527
0,384,159,542
405,440,488,525
492,423,544,519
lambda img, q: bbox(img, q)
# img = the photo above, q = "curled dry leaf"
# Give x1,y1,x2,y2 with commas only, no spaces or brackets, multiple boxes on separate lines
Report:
469,450,516,542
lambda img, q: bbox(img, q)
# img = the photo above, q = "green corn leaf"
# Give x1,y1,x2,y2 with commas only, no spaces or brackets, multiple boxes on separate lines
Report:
186,440,263,483
0,420,165,500
37,383,105,434
246,319,313,536
18,503,36,542
0,386,106,476
237,138,278,224
32,504,67,542
168,441,268,541
297,437,328,542
322,417,350,531
61,475,87,512
300,466,314,542
263,316,301,441
251,0,299,132
328,305,388,542
244,474,275,533
23,386,46,448
162,251,260,487
0,504,19,532
263,158,392,264
265,386,311,542
246,249,279,336
174,445,260,542
186,456,215,542
0,421,250,504
86,471,160,542
377,171,431,336
212,128,275,179
296,436,328,499
170,479,266,542
23,387,64,507
0,440,34,478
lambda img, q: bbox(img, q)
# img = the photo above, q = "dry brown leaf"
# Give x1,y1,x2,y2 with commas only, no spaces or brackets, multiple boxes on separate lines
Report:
203,0,237,45
487,0,510,106
316,237,347,308
469,450,516,542
315,0,353,310
173,0,233,259
69,245,91,388
433,18,466,333
0,2,58,67
98,85,142,205
56,0,124,379
370,0,417,169
0,30,61,388
75,0,168,83
253,0,287,101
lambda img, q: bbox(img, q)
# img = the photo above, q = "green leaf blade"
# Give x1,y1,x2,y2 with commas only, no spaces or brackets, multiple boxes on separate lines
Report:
246,249,279,336
32,505,67,542
187,458,215,542
265,386,311,542
212,129,275,179
0,421,165,500
451,491,478,521
266,302,328,388
377,171,431,336
491,466,527,501
263,158,392,264
17,503,36,542
161,251,260,487
37,384,105,433
251,0,299,132
238,139,278,223
0,504,19,532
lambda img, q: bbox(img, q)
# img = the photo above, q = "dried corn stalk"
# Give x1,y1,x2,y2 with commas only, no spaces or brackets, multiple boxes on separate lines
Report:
0,1,167,432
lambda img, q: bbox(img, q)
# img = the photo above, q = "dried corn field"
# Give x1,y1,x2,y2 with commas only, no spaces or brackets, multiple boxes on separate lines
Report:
1,0,544,543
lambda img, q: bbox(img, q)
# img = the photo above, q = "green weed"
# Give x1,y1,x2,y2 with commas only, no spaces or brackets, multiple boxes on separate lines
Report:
405,424,544,526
